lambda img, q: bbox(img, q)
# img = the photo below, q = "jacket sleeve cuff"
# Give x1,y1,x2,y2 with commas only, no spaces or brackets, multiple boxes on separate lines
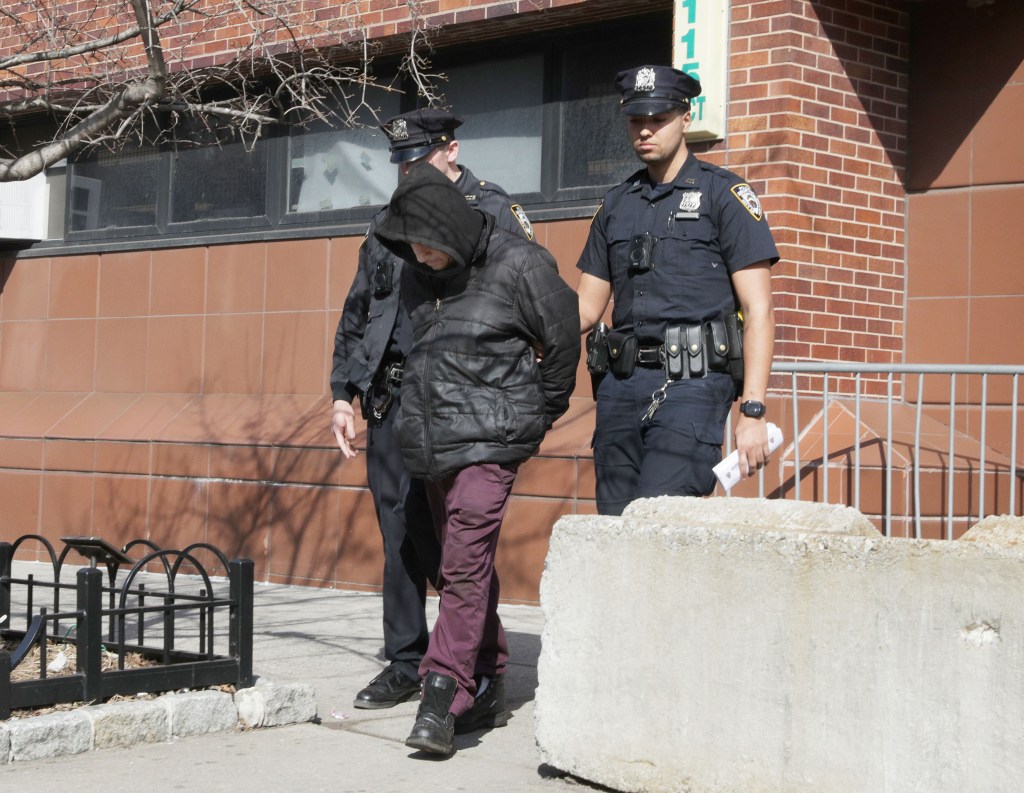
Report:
331,383,360,403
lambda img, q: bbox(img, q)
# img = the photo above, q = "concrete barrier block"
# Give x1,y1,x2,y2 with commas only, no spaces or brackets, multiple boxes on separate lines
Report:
7,711,92,762
960,514,1024,546
624,495,881,537
87,699,170,749
235,681,317,728
0,724,10,765
164,690,239,737
536,497,1024,793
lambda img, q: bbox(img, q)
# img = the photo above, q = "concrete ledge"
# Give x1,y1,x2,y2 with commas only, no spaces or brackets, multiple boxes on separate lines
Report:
536,497,1024,793
235,681,318,728
6,710,92,763
0,680,317,765
88,699,170,750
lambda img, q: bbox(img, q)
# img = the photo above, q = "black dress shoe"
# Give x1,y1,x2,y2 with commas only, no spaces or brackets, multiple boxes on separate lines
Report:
405,672,458,756
353,666,421,709
455,674,508,734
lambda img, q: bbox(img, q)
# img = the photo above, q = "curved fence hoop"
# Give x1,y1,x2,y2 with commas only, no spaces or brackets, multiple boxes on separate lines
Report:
10,535,58,578
118,549,216,611
122,542,173,581
6,614,47,670
174,543,231,580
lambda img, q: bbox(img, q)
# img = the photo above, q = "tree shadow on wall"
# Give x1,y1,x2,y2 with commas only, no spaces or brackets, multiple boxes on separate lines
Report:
811,0,1024,188
93,395,372,587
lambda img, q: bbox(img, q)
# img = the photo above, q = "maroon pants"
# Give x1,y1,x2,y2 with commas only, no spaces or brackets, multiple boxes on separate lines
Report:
419,462,517,716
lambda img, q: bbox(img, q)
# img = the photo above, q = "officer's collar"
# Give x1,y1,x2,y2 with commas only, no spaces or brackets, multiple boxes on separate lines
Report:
627,153,701,193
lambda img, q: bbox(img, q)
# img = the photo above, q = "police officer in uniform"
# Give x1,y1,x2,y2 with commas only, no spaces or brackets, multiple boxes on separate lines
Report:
577,66,779,516
331,109,533,708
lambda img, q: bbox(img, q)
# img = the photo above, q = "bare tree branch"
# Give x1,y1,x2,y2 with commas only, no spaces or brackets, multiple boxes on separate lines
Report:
0,0,438,181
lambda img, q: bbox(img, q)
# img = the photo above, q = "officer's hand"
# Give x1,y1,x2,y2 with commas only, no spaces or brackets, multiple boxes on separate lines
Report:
331,399,358,459
734,416,769,478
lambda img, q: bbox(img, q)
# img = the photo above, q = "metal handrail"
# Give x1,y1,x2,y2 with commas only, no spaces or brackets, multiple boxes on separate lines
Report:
725,362,1023,538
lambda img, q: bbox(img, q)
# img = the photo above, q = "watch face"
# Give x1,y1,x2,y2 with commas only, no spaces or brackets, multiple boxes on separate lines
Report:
741,401,765,418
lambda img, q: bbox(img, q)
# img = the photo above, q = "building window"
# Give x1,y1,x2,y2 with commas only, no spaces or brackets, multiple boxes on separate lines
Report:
53,9,669,247
286,91,401,216
68,147,161,233
443,53,546,195
170,126,269,223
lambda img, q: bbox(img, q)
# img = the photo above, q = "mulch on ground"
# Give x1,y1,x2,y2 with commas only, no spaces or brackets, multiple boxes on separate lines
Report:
1,638,233,720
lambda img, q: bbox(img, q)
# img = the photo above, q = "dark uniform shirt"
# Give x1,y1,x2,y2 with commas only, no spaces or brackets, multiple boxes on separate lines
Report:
577,153,779,345
331,165,532,404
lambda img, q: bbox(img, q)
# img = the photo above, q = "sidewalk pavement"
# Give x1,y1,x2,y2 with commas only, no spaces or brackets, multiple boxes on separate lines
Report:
1,576,596,793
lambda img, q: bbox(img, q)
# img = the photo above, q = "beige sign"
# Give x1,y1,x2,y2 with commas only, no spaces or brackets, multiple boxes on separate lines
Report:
674,0,728,141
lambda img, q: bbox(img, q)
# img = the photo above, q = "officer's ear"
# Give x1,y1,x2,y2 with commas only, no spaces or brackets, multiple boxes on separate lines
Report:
443,139,460,164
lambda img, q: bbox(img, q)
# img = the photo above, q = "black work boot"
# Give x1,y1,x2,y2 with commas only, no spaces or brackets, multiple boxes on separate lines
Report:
455,674,508,734
405,671,458,756
353,665,421,709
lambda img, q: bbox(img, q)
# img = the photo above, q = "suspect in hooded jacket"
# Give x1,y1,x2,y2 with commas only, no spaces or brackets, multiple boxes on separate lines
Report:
374,165,580,481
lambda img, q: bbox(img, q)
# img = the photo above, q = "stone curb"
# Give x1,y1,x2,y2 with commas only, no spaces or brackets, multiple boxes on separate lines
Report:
0,680,317,765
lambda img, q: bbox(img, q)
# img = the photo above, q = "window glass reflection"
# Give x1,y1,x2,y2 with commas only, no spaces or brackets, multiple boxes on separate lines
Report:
287,91,401,214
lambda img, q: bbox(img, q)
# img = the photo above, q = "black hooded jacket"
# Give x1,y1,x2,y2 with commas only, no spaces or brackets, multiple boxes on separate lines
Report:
375,167,580,480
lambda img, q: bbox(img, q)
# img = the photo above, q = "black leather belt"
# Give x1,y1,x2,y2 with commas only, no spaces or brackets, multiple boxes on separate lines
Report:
383,361,404,385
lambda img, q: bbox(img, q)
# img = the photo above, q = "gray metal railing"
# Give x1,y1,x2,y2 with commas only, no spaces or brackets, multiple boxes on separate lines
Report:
724,363,1023,539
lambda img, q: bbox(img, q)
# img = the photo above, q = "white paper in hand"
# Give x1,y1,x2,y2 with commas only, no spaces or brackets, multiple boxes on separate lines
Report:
713,421,783,491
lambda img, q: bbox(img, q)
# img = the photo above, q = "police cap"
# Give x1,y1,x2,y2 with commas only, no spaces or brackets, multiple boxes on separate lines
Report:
381,109,464,164
615,65,702,116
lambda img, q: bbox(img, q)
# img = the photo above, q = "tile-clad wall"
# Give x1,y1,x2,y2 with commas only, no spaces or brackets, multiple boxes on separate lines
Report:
905,0,1024,463
0,221,597,603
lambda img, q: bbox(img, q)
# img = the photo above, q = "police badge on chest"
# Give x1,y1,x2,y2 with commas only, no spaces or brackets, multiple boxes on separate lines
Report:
674,190,701,221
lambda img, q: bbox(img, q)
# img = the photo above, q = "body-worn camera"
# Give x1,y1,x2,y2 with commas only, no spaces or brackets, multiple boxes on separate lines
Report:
372,259,395,298
628,232,657,273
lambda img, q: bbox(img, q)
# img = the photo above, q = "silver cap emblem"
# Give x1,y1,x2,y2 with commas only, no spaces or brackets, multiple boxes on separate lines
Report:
388,119,409,141
634,67,657,94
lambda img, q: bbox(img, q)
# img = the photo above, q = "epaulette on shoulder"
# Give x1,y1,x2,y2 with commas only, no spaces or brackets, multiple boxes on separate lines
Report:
476,179,511,198
696,158,741,185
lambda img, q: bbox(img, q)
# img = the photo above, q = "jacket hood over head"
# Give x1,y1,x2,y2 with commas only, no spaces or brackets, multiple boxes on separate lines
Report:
374,165,484,272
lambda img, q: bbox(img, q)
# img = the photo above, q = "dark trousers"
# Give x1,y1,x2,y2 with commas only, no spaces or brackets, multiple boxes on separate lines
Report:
593,368,735,515
365,387,442,680
419,462,517,717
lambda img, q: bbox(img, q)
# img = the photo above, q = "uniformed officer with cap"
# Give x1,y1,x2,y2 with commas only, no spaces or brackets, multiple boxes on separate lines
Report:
576,65,779,515
330,108,533,711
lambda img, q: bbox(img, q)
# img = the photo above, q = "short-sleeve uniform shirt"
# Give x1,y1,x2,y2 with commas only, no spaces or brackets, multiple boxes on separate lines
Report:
577,153,779,345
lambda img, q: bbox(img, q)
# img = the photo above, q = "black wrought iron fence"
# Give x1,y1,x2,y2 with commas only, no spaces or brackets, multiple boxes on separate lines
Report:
0,534,254,720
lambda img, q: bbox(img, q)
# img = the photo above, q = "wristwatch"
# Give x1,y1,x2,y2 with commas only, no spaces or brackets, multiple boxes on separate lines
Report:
739,400,766,419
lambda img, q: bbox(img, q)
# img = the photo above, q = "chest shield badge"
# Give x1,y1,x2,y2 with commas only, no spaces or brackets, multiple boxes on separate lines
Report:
678,191,702,213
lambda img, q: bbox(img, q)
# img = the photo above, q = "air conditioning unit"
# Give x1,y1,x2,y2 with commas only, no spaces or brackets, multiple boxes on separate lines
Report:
0,172,49,241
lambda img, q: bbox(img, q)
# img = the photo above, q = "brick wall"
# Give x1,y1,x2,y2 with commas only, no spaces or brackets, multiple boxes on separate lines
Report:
2,0,913,382
1,0,601,86
716,0,909,397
